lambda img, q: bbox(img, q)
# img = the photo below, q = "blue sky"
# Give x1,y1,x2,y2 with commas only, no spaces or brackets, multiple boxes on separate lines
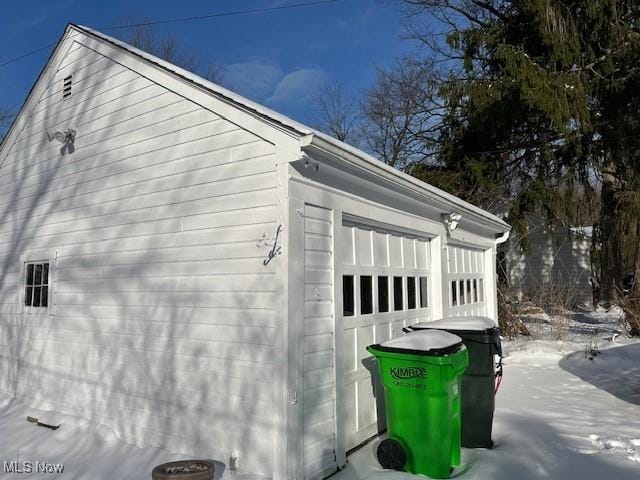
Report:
0,0,413,125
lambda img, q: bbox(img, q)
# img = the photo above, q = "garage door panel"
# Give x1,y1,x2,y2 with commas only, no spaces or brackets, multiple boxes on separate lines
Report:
343,382,358,441
374,322,390,344
356,229,373,266
402,237,416,269
373,231,389,267
416,240,429,269
448,248,457,272
341,227,355,266
357,378,376,433
356,325,374,365
391,319,406,339
456,248,465,273
342,327,357,374
389,235,403,267
340,221,433,453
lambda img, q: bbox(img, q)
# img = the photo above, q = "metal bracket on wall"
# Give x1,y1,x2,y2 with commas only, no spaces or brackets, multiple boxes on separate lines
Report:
257,224,283,265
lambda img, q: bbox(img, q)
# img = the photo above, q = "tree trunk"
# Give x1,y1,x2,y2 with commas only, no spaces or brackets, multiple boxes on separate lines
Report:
622,220,640,335
599,155,624,302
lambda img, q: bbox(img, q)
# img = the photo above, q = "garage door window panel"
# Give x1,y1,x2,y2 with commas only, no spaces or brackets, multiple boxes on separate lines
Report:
393,276,403,311
378,276,389,313
343,275,355,316
360,275,373,315
407,277,416,309
420,277,428,308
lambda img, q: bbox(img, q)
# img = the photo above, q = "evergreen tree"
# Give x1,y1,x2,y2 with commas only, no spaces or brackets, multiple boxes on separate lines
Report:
399,1,640,328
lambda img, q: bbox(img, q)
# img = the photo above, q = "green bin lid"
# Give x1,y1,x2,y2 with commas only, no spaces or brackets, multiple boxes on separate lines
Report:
369,330,463,356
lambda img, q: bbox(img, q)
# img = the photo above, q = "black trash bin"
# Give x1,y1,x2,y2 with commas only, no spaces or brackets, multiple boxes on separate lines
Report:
404,317,502,448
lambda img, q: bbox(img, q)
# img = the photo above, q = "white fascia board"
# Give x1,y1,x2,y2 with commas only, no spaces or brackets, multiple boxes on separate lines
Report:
301,133,512,236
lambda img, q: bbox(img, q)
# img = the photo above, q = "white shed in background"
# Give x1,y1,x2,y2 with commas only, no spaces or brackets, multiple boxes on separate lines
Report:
0,24,510,480
502,218,593,308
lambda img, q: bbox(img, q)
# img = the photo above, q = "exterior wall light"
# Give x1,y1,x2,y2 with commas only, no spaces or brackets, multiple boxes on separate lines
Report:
46,128,76,155
443,212,462,234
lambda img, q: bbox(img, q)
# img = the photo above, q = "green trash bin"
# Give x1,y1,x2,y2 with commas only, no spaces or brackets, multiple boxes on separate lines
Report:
367,330,468,479
405,317,502,448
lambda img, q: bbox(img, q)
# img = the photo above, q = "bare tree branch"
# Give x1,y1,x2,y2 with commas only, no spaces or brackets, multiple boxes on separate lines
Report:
312,82,361,143
115,17,223,83
361,57,444,168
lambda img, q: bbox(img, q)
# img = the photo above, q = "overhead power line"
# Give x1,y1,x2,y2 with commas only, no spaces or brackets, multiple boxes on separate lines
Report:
109,0,339,29
0,0,340,69
0,42,58,68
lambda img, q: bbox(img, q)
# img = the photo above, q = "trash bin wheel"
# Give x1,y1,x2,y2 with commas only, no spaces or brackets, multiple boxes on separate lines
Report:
377,438,407,471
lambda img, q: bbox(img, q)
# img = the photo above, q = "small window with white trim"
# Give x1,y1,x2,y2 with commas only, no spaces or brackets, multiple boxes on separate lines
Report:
24,261,49,309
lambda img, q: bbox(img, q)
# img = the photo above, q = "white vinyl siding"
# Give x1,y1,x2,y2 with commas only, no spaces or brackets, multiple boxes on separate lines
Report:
303,204,337,479
504,220,593,307
0,41,280,476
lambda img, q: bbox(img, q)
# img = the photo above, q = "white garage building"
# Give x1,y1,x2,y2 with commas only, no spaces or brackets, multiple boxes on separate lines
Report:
0,24,510,479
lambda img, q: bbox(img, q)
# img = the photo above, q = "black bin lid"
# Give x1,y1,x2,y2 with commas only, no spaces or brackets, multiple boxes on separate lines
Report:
411,316,497,334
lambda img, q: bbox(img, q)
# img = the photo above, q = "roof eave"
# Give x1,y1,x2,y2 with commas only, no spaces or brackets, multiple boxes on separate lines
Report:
301,133,511,236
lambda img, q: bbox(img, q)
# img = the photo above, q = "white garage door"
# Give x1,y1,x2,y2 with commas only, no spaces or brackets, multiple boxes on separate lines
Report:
446,244,487,317
339,220,433,451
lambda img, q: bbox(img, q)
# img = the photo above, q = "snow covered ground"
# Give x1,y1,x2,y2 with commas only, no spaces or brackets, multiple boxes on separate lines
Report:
1,307,639,479
334,307,640,480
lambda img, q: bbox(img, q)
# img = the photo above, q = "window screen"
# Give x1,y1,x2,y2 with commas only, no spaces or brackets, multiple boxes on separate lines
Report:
25,262,49,308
